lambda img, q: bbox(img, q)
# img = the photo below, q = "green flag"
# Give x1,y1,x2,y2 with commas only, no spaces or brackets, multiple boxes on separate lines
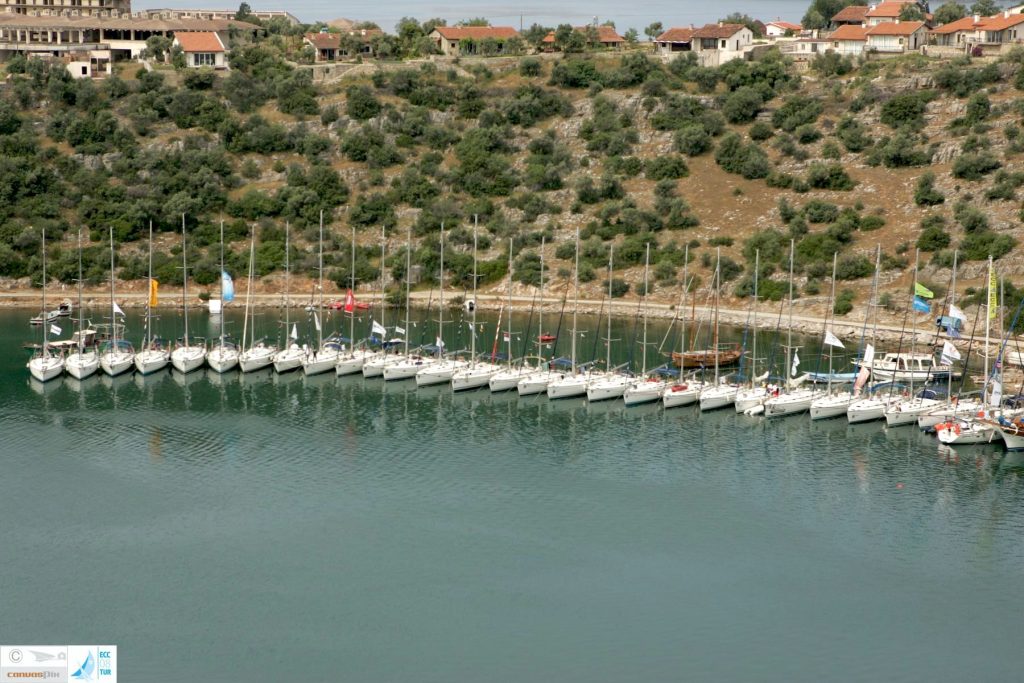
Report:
915,282,934,299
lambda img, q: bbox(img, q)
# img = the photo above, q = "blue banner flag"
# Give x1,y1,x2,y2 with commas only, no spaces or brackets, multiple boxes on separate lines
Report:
221,271,234,303
912,296,931,313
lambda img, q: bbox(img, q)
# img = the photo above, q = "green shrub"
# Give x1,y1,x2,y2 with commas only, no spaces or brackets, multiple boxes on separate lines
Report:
952,152,1001,180
954,201,989,232
722,86,764,124
880,91,935,129
346,85,382,120
834,288,855,315
835,115,870,152
714,133,770,179
772,95,822,132
917,215,951,251
794,124,821,144
645,155,689,180
835,254,873,280
914,172,944,206
519,57,542,77
803,199,839,224
607,277,630,297
673,125,713,156
749,121,774,141
960,231,1015,260
806,163,855,191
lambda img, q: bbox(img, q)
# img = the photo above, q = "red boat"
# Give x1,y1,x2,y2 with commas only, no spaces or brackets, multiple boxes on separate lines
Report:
538,334,556,344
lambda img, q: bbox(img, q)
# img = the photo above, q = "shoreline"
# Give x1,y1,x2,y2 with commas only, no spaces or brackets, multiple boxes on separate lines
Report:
3,289,997,348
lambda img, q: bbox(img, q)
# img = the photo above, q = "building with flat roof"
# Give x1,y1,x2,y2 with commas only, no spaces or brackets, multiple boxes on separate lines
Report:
137,7,299,25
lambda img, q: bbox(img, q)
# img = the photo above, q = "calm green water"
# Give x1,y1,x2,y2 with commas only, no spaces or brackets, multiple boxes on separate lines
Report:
3,309,1023,682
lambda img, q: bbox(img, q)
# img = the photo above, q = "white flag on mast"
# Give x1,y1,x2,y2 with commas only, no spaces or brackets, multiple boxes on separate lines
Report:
395,326,406,335
940,340,961,364
949,304,966,321
313,313,321,332
862,343,875,367
824,331,844,348
436,336,445,349
50,324,62,335
371,320,386,336
290,324,298,340
112,301,125,317
791,351,800,377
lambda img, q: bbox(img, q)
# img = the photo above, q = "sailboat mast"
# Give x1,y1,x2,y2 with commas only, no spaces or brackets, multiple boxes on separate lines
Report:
571,227,579,371
284,221,290,343
910,248,920,396
948,250,958,399
438,223,445,357
379,225,386,342
110,226,117,347
506,235,513,368
752,248,759,388
714,247,721,384
219,219,226,347
350,225,356,348
785,239,795,387
242,226,254,351
538,236,545,359
317,210,324,350
984,255,992,403
828,252,837,395
606,245,614,371
470,216,478,362
680,244,688,366
41,227,47,353
181,214,188,347
641,243,650,375
404,225,412,355
77,227,84,355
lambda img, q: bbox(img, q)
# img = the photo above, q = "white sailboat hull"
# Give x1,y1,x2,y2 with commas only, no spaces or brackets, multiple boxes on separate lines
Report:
884,398,941,426
998,425,1024,450
547,374,589,399
273,346,305,374
452,364,502,392
847,396,898,424
303,348,340,376
490,366,542,392
336,349,378,376
206,346,240,374
587,375,631,402
133,349,169,375
734,387,768,413
239,346,276,373
918,400,984,431
416,359,467,386
383,356,436,381
65,351,99,380
100,351,134,377
171,346,206,374
518,370,558,396
623,379,668,406
363,354,401,378
810,393,857,420
28,356,64,382
764,389,821,418
699,385,737,411
663,382,703,408
937,420,1004,445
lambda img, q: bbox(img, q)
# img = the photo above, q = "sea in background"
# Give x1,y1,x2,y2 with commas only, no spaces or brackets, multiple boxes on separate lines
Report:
4,307,1024,682
138,0,811,34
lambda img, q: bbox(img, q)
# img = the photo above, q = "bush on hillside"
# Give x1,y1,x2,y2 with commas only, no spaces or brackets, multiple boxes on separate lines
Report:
914,172,945,206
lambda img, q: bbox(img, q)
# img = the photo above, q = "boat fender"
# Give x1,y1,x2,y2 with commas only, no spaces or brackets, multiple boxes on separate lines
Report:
953,424,961,436
745,404,765,416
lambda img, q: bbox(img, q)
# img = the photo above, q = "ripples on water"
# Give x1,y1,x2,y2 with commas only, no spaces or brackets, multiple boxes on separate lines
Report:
4,362,1024,681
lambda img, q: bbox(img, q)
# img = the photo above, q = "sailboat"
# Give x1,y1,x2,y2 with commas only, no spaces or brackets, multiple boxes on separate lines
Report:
587,245,632,402
64,228,100,380
452,219,505,391
385,226,444,381
762,241,822,417
623,244,670,406
133,222,170,375
27,227,65,382
516,237,567,395
415,226,471,386
492,238,545,391
885,249,944,425
548,228,593,399
363,226,405,377
170,215,207,373
302,211,342,375
207,220,240,373
811,250,868,419
336,224,381,375
99,226,135,377
273,221,305,373
734,249,768,413
664,245,704,408
238,226,277,372
699,249,739,411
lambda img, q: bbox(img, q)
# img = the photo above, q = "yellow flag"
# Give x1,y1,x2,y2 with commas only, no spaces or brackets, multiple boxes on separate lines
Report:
149,278,159,307
988,265,997,320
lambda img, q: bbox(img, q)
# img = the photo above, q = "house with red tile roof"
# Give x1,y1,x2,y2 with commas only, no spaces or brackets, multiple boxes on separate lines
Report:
865,20,927,51
654,27,694,54
429,26,519,56
303,28,382,61
828,24,869,55
832,5,870,27
691,22,754,66
541,25,625,51
865,1,930,27
929,15,988,47
172,30,226,68
765,20,802,38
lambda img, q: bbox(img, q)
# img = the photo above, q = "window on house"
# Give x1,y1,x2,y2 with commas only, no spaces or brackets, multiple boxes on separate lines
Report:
834,41,839,47
193,52,215,66
899,38,904,45
720,39,725,48
81,65,87,75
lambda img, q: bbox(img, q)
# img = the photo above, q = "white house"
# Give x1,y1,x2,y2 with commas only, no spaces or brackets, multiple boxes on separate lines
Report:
173,30,226,68
654,27,694,54
828,24,869,55
930,15,987,47
765,20,802,38
865,20,927,52
691,22,754,66
430,26,520,56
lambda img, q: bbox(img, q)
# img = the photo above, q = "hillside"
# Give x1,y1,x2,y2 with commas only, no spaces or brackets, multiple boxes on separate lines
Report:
3,42,1024,332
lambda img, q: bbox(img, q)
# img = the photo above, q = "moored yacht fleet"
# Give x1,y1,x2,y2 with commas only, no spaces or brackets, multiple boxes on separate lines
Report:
22,221,1024,451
